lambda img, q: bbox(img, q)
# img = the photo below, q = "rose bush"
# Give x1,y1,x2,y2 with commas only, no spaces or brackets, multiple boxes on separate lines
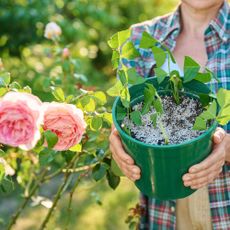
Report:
0,21,117,230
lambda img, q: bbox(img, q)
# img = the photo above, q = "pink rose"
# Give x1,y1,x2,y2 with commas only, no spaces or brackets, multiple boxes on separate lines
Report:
0,92,43,150
62,48,70,59
43,102,86,151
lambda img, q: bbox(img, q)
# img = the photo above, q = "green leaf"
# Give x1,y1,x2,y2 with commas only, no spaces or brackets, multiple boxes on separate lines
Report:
120,87,130,108
121,41,140,59
111,159,124,176
0,177,14,194
183,56,200,83
183,80,211,95
69,143,82,152
153,98,163,114
151,46,166,67
116,105,127,121
118,70,128,86
142,83,156,114
193,117,207,130
217,114,230,126
52,87,65,102
0,88,7,97
194,72,212,83
150,113,157,128
170,72,182,104
118,29,131,46
154,68,168,84
106,80,123,97
39,149,56,166
84,98,96,112
198,93,212,107
111,50,120,69
44,130,58,149
103,112,113,124
130,111,142,125
90,117,103,131
139,31,157,49
200,101,217,120
216,89,230,125
106,170,120,190
217,88,230,108
93,91,107,105
0,72,10,86
108,33,118,49
92,163,108,181
108,29,131,49
126,68,146,85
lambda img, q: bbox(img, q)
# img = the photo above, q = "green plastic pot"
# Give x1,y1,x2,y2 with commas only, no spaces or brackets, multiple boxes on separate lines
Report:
112,77,217,200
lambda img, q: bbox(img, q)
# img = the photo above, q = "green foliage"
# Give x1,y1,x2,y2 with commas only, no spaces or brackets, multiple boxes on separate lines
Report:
183,56,200,83
92,163,109,181
216,89,230,125
169,71,182,104
44,130,58,149
90,117,103,131
106,170,120,190
193,89,230,130
150,113,157,128
130,111,142,126
151,46,167,68
142,83,156,114
51,87,65,102
155,67,168,84
139,31,157,49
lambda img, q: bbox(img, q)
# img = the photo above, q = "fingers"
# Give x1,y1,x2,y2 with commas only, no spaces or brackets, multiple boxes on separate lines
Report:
111,147,140,181
212,127,226,144
183,162,224,189
183,137,226,189
109,129,134,164
109,128,141,181
188,146,225,174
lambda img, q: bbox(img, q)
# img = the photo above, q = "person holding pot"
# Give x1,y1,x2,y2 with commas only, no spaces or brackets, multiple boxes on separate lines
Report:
109,0,230,229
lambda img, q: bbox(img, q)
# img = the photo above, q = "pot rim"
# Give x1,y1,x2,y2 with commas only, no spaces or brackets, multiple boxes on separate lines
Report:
112,88,218,149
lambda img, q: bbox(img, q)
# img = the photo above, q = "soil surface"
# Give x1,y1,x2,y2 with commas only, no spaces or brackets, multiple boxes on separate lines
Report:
122,95,204,145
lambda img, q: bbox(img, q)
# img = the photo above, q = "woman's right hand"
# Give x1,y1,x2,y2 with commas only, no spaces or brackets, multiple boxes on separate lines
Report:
109,125,141,181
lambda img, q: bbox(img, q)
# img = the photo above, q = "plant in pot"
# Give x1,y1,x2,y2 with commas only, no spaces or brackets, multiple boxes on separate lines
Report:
107,29,230,200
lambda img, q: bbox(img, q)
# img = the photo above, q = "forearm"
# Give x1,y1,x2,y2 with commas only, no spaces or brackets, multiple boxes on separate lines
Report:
225,133,230,162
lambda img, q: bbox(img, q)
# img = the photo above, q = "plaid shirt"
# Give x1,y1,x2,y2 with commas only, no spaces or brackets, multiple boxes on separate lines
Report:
123,1,230,229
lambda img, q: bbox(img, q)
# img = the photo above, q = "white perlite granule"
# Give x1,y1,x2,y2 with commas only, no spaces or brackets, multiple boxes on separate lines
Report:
122,95,204,145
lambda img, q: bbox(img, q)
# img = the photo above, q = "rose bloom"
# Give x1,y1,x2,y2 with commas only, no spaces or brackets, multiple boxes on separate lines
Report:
44,22,62,40
43,102,86,151
62,47,70,59
0,92,43,150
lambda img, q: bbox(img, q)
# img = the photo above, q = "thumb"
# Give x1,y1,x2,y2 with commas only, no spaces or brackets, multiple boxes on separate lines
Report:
213,127,226,144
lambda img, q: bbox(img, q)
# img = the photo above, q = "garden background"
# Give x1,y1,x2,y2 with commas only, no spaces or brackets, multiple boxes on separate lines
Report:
0,0,177,229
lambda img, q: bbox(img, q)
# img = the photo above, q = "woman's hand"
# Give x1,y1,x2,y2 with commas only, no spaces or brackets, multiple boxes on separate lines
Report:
182,127,228,189
109,125,141,181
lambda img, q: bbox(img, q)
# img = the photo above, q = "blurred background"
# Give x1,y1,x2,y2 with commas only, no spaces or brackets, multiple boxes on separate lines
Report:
0,0,177,229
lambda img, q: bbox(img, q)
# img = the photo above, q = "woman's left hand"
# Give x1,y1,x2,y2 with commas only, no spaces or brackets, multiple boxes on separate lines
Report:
182,127,228,189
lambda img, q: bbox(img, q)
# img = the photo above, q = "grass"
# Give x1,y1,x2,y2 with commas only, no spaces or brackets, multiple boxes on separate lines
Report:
8,177,139,230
